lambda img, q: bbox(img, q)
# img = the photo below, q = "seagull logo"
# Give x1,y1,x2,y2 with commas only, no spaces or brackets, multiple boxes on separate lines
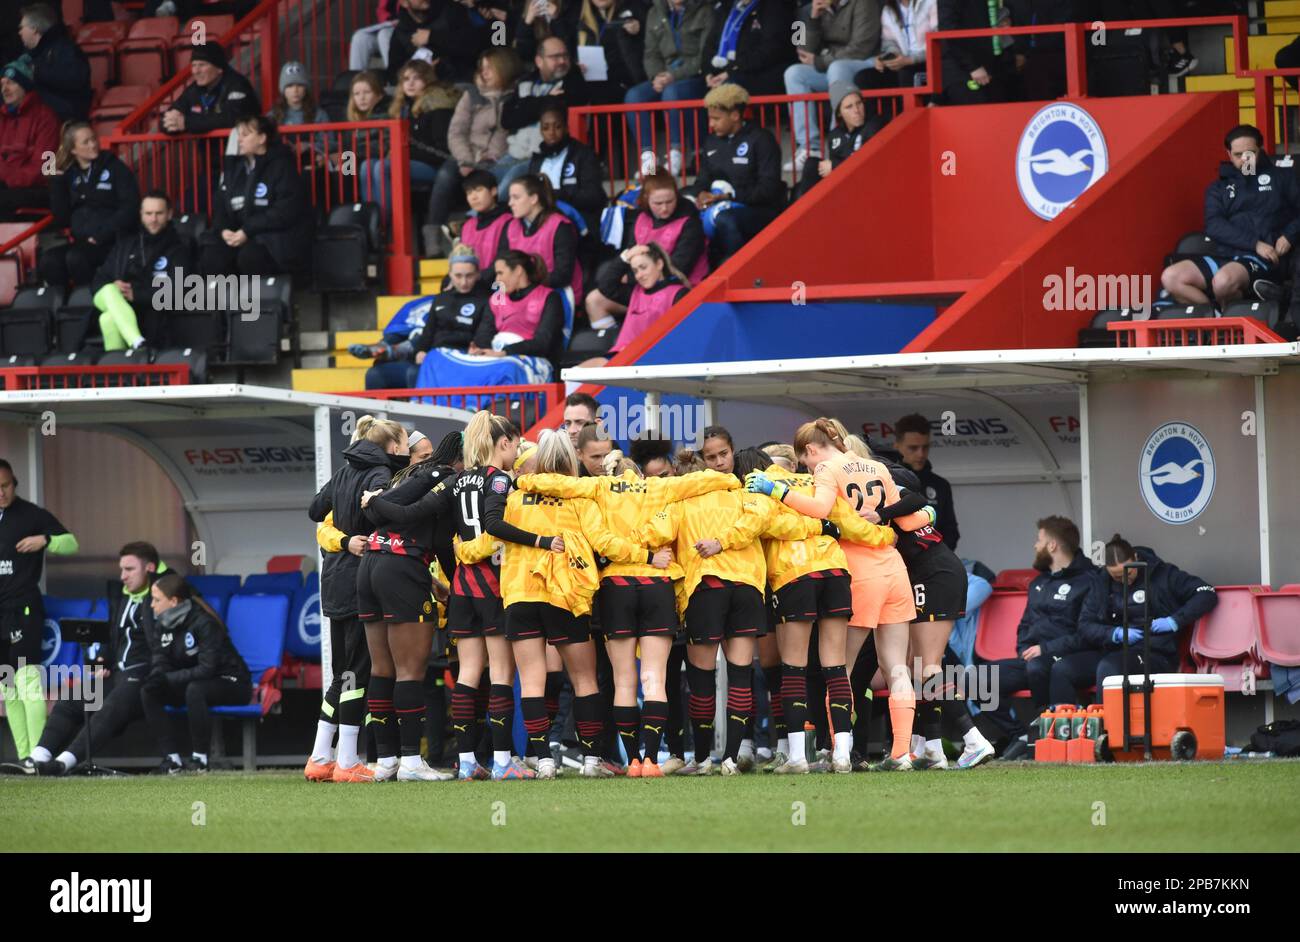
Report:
1144,459,1205,487
1027,148,1094,176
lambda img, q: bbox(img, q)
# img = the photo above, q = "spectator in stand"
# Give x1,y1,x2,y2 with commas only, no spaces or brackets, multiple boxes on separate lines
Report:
1049,534,1218,709
563,390,600,445
579,0,650,105
627,0,713,176
497,173,583,327
426,47,521,256
350,0,401,73
855,0,936,95
889,411,959,550
527,101,606,236
1001,0,1080,102
161,42,261,137
0,58,58,218
200,115,313,278
937,0,1013,105
472,248,566,368
269,61,330,173
587,172,706,323
795,80,883,196
452,169,513,272
502,37,590,194
345,69,390,160
987,516,1095,760
388,0,480,85
365,59,461,231
517,0,584,63
140,573,252,774
39,120,140,290
578,242,687,365
1161,124,1300,312
784,0,881,174
686,83,784,268
27,542,167,776
702,0,797,98
353,243,492,388
90,191,193,352
17,3,91,123
1148,0,1197,78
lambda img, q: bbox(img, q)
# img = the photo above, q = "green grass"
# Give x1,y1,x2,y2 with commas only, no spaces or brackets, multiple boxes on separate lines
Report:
6,760,1299,852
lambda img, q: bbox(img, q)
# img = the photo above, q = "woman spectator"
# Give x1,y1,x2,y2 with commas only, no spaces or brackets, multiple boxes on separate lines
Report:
426,48,522,258
269,61,330,168
579,0,650,104
855,0,936,94
579,243,687,365
345,70,391,174
526,102,606,236
38,120,139,290
199,115,313,277
588,171,705,322
473,249,566,370
497,174,583,329
702,0,798,97
367,59,462,228
626,0,713,176
140,573,252,774
796,81,884,196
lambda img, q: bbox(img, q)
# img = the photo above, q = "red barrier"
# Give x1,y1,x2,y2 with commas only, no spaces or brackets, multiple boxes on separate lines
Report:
1108,317,1285,347
107,120,415,294
0,365,190,389
0,215,55,282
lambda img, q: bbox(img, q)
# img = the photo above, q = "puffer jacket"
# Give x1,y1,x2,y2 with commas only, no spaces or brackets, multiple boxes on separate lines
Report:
448,83,513,169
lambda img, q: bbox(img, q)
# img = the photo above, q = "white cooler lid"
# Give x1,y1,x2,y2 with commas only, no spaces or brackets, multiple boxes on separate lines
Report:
1102,673,1225,689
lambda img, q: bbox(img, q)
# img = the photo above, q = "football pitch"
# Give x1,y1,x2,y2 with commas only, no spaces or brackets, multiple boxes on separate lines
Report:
7,759,1299,852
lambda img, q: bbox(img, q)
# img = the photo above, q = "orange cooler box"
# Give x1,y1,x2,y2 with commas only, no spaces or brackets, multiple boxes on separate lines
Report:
1101,674,1225,761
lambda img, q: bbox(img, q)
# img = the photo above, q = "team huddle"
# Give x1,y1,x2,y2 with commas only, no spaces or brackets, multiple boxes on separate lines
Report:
304,402,996,783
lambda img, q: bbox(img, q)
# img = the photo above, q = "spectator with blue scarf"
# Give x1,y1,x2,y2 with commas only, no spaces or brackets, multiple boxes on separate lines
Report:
702,0,797,96
627,0,714,176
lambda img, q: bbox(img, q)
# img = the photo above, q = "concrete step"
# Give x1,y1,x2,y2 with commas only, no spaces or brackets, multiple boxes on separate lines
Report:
291,367,367,392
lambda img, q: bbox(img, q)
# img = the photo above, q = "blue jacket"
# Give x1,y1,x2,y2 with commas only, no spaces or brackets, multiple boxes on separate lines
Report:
1203,155,1300,253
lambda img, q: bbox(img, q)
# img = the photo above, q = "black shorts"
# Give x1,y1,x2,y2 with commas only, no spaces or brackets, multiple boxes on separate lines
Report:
774,570,853,624
596,579,678,639
446,592,504,638
505,602,591,645
357,552,435,624
909,558,967,623
684,581,765,644
0,596,45,669
1190,253,1282,297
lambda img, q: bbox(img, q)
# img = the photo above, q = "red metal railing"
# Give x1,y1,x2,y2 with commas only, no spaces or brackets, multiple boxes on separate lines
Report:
340,383,567,426
0,215,56,282
106,120,415,293
1107,317,1286,347
0,365,190,389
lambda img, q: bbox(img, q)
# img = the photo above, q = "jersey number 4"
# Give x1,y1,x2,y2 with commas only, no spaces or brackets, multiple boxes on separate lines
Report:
460,491,482,539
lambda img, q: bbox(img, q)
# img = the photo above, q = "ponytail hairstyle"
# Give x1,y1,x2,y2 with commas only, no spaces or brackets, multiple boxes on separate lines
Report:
509,173,557,221
153,572,224,626
602,449,638,476
496,248,548,286
56,120,94,173
575,419,610,452
430,430,465,469
675,448,705,473
732,447,773,480
535,428,579,476
1104,533,1136,566
629,435,674,470
793,417,848,456
462,411,520,469
354,414,408,450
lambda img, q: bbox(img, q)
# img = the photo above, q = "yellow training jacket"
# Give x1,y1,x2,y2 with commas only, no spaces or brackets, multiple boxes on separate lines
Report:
516,469,739,581
642,489,821,613
761,464,896,591
317,511,346,553
499,489,650,615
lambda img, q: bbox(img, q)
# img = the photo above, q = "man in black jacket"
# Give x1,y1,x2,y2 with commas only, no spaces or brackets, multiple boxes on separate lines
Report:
389,0,483,84
1160,124,1300,318
91,191,194,351
17,3,91,122
686,82,784,267
502,37,591,177
986,515,1096,758
937,0,1015,105
28,543,166,776
161,42,262,136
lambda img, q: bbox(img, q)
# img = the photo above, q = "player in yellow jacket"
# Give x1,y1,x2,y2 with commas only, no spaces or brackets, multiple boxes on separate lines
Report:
640,426,824,776
516,448,739,778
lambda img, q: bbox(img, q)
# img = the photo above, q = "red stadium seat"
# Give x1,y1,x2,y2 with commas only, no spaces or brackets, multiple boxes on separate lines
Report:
993,568,1038,591
973,590,1027,662
0,223,40,279
0,256,20,309
117,16,179,87
172,16,234,73
90,85,152,137
266,555,306,574
77,21,128,88
64,0,85,32
1277,584,1300,594
1191,585,1267,691
1256,593,1300,668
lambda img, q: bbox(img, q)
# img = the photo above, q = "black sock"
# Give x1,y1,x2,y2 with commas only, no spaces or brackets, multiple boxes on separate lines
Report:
613,704,641,763
573,693,606,758
685,662,716,762
781,664,808,744
806,656,830,752
487,683,515,755
922,701,944,742
824,664,853,735
544,671,563,733
724,662,752,761
367,675,397,759
641,699,669,763
666,646,686,758
451,682,478,756
853,689,875,753
940,692,976,737
395,679,425,757
521,696,550,760
851,641,880,751
474,679,490,757
764,664,786,745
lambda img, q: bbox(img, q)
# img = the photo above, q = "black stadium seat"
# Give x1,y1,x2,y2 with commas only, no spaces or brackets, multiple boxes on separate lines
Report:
559,324,617,368
174,213,210,256
313,203,383,293
155,346,208,384
54,286,97,353
1222,299,1281,329
225,274,292,365
1155,303,1217,320
1077,307,1134,348
321,70,359,122
1,289,56,357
